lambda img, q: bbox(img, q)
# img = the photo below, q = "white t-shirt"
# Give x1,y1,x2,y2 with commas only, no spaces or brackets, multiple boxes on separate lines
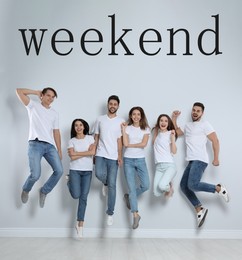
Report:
68,135,95,171
26,100,59,147
153,130,174,164
184,120,214,163
93,114,125,160
123,125,150,158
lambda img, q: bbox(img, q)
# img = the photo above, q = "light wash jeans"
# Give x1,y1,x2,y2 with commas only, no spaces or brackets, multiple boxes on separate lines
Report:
180,160,216,208
153,162,177,196
95,156,118,216
22,140,63,194
68,170,92,221
123,157,150,213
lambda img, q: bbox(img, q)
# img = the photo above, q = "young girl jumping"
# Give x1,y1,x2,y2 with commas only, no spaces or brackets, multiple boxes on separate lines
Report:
153,114,177,198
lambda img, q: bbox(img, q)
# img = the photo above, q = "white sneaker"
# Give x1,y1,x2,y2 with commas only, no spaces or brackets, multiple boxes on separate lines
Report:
102,184,108,197
75,224,83,239
217,184,229,203
107,215,113,226
197,207,208,228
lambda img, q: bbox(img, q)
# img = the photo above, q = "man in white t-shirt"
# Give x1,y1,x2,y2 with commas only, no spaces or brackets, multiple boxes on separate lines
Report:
16,88,63,208
93,95,125,226
172,102,229,228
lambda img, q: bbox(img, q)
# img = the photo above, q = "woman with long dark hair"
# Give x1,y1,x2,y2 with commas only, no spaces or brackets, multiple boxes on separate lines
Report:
67,118,96,238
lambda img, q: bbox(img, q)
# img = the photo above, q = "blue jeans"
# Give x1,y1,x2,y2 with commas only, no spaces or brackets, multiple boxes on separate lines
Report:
23,140,63,194
95,156,118,215
68,170,92,221
123,157,150,213
180,160,216,208
153,162,177,196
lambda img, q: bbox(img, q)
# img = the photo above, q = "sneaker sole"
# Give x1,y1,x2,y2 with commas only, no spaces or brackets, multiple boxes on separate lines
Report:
198,209,208,228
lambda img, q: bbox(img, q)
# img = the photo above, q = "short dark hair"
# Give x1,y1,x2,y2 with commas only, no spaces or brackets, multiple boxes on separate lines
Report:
108,95,120,104
193,102,205,112
42,87,58,98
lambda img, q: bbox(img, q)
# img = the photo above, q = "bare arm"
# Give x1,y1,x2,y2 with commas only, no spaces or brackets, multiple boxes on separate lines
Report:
16,88,42,106
207,132,220,166
172,110,184,137
121,122,149,148
126,134,149,149
170,129,177,154
53,129,62,160
152,127,158,145
94,134,100,147
117,137,123,167
68,144,96,161
121,123,129,147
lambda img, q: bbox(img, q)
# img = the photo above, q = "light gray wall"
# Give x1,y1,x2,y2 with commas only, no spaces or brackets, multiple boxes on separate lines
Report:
1,0,242,235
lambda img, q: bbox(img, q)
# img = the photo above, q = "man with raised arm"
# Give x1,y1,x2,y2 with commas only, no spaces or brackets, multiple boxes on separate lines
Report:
16,87,63,208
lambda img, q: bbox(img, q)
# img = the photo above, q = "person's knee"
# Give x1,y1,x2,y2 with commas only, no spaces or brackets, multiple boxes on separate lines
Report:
29,173,40,182
180,180,186,193
55,165,63,177
159,183,169,192
95,170,104,183
69,191,80,199
80,194,88,203
143,182,150,192
187,181,198,191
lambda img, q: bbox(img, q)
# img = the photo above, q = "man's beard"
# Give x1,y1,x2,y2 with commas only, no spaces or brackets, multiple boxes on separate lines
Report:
192,114,202,122
108,107,117,114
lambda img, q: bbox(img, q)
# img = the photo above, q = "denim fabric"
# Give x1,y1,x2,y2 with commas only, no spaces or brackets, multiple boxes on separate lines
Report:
153,162,177,196
23,140,63,194
95,156,118,215
68,170,92,221
123,157,150,213
180,160,216,208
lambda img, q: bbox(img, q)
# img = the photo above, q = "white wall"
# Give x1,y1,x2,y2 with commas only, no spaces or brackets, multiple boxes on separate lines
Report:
1,0,242,238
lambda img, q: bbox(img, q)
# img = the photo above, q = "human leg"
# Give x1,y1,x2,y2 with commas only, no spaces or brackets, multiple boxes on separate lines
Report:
41,143,63,194
95,156,108,185
77,171,92,222
68,170,81,199
22,141,43,193
180,161,210,228
106,159,118,216
187,161,229,202
123,157,138,212
75,171,92,238
187,160,215,194
180,162,203,208
157,163,177,193
153,163,165,197
135,158,150,197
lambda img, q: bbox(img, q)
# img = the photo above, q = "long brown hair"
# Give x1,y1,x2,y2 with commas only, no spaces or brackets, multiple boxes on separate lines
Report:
153,114,177,139
127,106,149,130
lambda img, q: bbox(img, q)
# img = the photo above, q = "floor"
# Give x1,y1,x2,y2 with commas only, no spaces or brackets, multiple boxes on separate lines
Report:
0,238,242,260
